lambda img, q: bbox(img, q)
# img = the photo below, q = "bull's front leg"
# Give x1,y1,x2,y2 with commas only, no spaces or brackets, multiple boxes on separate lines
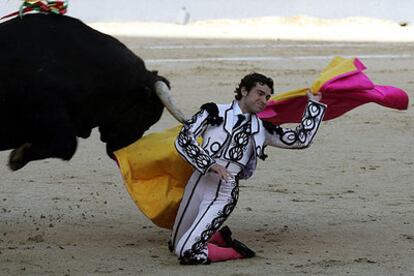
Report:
8,143,32,171
8,105,78,171
8,135,78,171
8,138,78,171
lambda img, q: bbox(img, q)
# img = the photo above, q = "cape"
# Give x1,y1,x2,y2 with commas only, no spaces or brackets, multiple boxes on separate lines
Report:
259,56,408,124
114,56,409,229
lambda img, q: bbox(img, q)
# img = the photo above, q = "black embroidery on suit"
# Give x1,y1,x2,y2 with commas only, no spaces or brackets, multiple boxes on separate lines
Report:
263,102,323,146
227,122,251,162
180,178,239,265
184,110,203,126
177,129,214,171
262,120,284,135
209,142,221,154
258,145,268,161
177,111,215,172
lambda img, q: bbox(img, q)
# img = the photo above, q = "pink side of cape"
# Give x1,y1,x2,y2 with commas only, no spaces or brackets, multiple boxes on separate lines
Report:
259,59,409,124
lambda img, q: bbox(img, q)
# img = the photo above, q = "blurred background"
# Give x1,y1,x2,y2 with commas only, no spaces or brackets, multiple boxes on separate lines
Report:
0,0,413,23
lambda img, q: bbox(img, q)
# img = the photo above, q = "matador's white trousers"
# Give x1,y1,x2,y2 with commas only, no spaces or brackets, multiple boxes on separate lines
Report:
169,160,242,264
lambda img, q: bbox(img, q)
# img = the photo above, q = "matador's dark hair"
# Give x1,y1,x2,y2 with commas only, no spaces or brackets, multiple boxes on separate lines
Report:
234,72,274,100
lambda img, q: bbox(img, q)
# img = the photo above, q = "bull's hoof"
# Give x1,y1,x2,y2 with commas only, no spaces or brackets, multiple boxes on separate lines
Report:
8,143,32,171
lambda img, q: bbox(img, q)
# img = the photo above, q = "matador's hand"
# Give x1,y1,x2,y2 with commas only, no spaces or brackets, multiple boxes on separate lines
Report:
307,90,322,102
209,164,233,182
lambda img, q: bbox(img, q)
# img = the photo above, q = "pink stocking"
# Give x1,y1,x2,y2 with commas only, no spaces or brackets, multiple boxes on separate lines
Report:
207,243,242,262
208,231,227,247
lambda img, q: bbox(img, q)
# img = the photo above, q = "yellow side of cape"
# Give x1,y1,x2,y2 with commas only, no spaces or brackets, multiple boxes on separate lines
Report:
115,56,357,229
269,56,357,101
114,125,191,229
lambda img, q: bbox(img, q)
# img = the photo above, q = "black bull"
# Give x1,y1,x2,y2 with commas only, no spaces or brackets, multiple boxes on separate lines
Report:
0,14,171,170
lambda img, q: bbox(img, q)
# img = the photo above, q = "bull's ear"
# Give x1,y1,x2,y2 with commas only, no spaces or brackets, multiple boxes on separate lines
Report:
152,70,171,89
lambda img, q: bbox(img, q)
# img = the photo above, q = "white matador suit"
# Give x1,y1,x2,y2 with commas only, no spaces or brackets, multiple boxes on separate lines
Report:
170,99,327,264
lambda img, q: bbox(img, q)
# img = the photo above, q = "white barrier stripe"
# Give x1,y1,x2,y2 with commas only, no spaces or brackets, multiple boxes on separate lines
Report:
146,54,413,63
142,43,395,50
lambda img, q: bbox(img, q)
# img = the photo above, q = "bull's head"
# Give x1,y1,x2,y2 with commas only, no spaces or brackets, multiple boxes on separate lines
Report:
101,73,188,157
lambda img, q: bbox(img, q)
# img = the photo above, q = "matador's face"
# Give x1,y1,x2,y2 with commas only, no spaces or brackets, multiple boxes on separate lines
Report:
239,83,272,114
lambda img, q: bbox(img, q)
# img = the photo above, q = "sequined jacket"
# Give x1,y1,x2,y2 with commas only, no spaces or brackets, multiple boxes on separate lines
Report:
175,100,326,179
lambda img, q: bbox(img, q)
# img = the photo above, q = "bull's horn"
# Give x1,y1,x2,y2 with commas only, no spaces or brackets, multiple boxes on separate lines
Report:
154,81,187,123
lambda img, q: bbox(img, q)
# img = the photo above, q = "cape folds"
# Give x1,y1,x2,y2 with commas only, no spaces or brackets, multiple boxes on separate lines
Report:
258,56,409,124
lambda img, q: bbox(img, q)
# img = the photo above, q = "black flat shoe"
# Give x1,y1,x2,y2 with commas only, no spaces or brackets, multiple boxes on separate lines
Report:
219,226,233,247
232,239,255,258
